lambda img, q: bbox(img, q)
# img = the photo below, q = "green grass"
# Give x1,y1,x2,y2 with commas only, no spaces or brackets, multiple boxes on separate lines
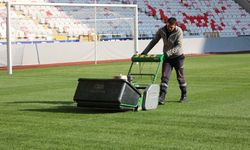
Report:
0,54,250,150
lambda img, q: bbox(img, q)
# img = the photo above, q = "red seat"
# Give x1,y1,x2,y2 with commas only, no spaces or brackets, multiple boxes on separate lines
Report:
147,4,157,16
159,9,168,23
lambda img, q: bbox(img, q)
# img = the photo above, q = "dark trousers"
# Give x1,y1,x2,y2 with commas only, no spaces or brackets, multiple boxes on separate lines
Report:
160,55,187,96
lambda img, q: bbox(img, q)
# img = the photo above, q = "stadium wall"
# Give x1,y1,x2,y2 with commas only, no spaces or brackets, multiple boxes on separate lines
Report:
0,37,250,67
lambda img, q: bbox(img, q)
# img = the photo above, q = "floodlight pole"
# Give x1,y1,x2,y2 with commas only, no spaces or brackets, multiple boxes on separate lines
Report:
7,2,12,75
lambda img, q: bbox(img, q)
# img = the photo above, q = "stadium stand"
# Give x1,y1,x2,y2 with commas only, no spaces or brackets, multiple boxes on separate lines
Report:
0,0,249,41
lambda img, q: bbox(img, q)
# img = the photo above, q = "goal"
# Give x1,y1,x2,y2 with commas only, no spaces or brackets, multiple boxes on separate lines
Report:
4,2,138,74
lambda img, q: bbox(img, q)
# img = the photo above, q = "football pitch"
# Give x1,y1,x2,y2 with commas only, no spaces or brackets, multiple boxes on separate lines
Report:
0,54,250,149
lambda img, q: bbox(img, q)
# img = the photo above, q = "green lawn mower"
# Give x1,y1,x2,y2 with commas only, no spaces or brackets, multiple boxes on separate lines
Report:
73,54,164,111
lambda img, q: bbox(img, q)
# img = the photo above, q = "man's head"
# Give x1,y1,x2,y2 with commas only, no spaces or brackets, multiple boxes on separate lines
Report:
166,17,177,33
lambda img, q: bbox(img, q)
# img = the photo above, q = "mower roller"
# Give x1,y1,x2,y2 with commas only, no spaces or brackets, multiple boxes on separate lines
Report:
73,54,164,111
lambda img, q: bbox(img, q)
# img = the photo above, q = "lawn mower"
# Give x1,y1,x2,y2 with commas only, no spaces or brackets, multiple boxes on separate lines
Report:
73,54,164,111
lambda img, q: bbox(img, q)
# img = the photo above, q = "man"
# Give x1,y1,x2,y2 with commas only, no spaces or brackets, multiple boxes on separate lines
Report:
141,17,187,105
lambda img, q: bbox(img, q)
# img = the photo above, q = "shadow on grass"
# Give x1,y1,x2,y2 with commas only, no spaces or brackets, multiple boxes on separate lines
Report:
21,106,130,114
166,100,180,103
15,100,130,114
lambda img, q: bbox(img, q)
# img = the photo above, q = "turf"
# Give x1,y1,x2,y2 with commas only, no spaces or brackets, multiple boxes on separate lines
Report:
0,54,250,150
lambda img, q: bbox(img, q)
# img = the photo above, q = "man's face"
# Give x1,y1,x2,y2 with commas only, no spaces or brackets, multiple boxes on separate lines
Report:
166,23,176,32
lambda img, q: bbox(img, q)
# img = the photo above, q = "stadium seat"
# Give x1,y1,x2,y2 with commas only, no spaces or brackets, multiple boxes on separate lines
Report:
0,0,249,41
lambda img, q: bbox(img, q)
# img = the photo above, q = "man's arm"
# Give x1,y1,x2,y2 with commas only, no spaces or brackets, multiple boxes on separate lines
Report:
141,30,161,54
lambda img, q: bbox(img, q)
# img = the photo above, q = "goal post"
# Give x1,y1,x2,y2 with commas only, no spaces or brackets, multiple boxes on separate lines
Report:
6,2,138,75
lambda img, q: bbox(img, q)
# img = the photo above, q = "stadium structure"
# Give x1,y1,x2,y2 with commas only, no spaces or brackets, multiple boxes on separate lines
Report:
0,0,250,73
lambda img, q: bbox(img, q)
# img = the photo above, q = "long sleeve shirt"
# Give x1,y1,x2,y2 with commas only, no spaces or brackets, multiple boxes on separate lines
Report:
142,25,184,59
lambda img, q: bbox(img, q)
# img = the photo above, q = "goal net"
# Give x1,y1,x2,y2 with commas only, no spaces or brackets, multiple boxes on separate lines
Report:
2,2,138,74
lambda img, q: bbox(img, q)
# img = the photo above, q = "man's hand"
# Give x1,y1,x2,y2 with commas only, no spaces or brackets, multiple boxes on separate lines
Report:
166,49,177,57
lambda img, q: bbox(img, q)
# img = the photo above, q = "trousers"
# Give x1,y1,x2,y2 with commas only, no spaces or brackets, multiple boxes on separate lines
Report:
160,55,187,95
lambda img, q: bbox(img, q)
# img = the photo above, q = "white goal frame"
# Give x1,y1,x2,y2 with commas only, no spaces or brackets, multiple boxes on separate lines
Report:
6,2,138,75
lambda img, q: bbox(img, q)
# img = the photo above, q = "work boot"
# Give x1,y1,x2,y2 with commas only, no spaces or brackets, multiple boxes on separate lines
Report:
159,92,166,105
179,86,187,103
179,93,187,103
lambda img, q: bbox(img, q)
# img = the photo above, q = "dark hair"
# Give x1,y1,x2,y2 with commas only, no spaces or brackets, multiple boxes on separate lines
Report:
167,17,177,25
